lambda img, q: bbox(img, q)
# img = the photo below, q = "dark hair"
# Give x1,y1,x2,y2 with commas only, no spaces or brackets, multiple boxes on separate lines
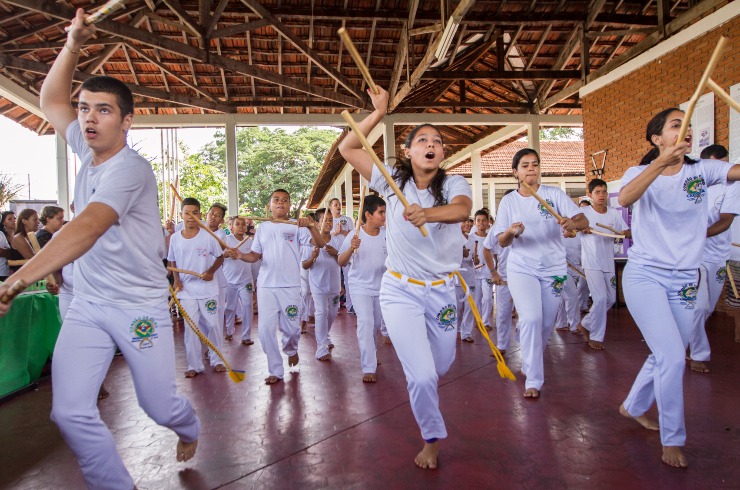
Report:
0,211,15,236
394,124,448,207
361,195,385,223
474,209,489,219
639,108,696,165
270,189,290,199
39,205,64,225
700,144,728,160
15,208,38,237
315,207,327,223
209,202,227,217
80,76,134,118
181,197,201,210
588,179,607,194
504,189,515,196
512,148,540,170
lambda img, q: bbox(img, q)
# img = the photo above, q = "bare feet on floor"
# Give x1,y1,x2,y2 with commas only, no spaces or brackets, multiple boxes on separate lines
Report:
577,324,590,341
689,360,710,373
184,370,198,378
318,354,332,361
588,340,605,350
288,353,299,367
414,442,439,470
462,336,474,343
176,438,198,462
225,335,233,341
264,375,281,385
214,364,227,373
362,373,377,383
619,404,659,431
523,388,540,398
662,446,688,468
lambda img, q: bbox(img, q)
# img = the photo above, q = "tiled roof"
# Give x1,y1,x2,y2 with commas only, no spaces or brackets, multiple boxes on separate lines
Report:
448,140,585,177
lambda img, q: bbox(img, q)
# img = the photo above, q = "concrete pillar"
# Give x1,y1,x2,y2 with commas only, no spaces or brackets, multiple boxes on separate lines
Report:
344,166,354,217
225,121,238,215
383,121,396,162
55,133,70,215
527,122,541,157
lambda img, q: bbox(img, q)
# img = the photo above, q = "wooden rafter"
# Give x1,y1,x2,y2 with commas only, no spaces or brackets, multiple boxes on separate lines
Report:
160,0,201,39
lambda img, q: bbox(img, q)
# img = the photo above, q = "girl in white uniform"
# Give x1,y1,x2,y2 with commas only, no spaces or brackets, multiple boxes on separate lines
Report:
618,108,740,468
303,208,343,361
338,195,387,382
223,217,255,346
492,148,588,398
329,198,355,312
339,86,472,470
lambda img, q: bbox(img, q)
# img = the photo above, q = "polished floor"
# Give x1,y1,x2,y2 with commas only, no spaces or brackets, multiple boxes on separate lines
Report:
1,306,739,489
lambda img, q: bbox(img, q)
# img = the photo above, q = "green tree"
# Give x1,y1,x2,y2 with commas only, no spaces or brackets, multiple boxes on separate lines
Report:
0,174,23,209
539,127,583,140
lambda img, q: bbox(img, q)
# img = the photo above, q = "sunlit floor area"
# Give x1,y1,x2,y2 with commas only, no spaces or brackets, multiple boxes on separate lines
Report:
1,307,739,489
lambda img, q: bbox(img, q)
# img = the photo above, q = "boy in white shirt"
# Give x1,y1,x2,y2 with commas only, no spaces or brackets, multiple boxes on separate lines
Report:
224,189,324,384
205,203,229,339
577,179,629,350
338,195,387,382
329,197,355,313
168,198,226,377
223,216,255,346
467,210,493,333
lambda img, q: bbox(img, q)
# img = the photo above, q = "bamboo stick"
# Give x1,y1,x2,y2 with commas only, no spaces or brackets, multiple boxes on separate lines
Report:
337,27,379,94
0,279,28,304
167,266,205,279
185,212,230,249
706,78,740,114
27,233,57,286
353,185,367,254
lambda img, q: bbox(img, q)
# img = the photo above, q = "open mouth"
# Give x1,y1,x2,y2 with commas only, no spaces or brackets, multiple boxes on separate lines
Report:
425,151,435,159
85,128,97,137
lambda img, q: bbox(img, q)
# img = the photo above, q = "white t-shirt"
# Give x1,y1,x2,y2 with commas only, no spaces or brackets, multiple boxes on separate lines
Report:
466,232,491,280
621,159,733,270
222,235,253,287
370,165,471,280
67,121,169,307
492,185,582,276
703,182,740,264
483,233,510,281
60,262,74,296
251,221,311,288
339,227,387,296
580,206,626,272
307,234,343,295
0,232,9,276
563,233,582,267
332,215,354,234
167,228,222,300
730,218,740,261
213,228,227,288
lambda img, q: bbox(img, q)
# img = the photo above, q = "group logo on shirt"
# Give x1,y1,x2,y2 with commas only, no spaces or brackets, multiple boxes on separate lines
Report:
683,175,706,204
538,199,556,218
550,276,567,296
436,304,457,331
285,304,299,319
196,247,208,257
716,267,727,284
130,317,158,349
678,283,698,309
205,299,218,313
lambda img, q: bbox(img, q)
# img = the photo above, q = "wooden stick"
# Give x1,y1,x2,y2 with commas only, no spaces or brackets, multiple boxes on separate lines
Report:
234,234,252,250
170,182,183,204
341,110,428,237
27,233,57,286
0,279,28,304
8,259,28,267
337,27,379,95
587,228,625,239
567,262,587,280
353,185,367,254
167,266,205,279
167,176,179,223
677,36,728,142
732,243,740,247
265,204,271,219
706,78,740,114
185,212,230,249
520,180,562,220
85,0,127,25
726,263,739,298
240,215,296,225
596,222,621,235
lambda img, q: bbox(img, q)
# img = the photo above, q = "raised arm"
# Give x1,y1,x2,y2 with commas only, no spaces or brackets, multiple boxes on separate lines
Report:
337,87,390,182
39,9,95,139
618,140,689,208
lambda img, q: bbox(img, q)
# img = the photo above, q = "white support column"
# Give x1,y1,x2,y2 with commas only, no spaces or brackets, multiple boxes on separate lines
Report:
488,181,497,215
527,121,541,157
225,121,238,215
471,149,483,212
344,166,354,217
383,121,396,163
333,183,342,206
55,133,70,215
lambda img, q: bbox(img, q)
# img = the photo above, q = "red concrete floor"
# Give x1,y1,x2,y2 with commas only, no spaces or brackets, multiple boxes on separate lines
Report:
1,307,739,489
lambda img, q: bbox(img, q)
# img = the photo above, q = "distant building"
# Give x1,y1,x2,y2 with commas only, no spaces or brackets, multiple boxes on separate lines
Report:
9,200,58,215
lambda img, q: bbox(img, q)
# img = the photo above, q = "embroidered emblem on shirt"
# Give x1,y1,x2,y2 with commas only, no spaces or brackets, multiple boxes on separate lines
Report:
538,199,556,218
435,304,457,331
550,276,567,296
683,176,706,204
716,267,727,284
205,299,218,313
285,305,299,319
340,218,347,226
130,317,158,349
678,283,698,309
610,276,617,289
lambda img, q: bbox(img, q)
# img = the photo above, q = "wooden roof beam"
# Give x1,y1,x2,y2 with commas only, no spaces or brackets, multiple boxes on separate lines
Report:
206,0,230,37
421,70,581,80
160,0,201,38
210,18,270,39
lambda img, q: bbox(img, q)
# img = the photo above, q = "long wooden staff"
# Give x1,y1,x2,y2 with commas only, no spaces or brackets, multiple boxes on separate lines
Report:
726,262,739,299
184,212,230,249
677,36,728,142
167,266,205,279
0,279,28,304
588,228,625,239
167,176,179,223
27,233,57,286
170,183,183,204
520,180,562,220
241,216,296,225
8,259,28,267
353,185,367,254
706,79,740,113
337,28,380,95
596,222,621,235
85,0,127,25
341,110,429,237
567,262,587,280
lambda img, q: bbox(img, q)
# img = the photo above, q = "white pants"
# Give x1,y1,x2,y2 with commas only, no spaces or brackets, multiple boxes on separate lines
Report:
581,269,616,342
554,271,582,332
58,291,73,320
380,272,457,440
622,263,697,447
313,292,340,359
353,293,382,373
578,277,590,311
495,283,514,351
689,261,725,362
342,265,353,310
180,297,221,372
51,298,199,490
455,284,474,338
477,278,494,326
507,271,563,390
300,268,315,322
218,285,226,334
258,286,301,378
225,283,253,341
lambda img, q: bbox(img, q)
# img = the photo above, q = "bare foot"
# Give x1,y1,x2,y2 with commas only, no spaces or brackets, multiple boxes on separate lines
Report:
414,441,439,470
576,324,590,341
662,446,688,468
462,336,474,343
523,388,540,398
362,373,377,383
184,370,198,378
588,340,605,350
328,343,335,350
225,335,233,341
176,439,198,462
318,354,332,361
383,336,392,345
689,360,710,373
264,375,281,385
619,404,659,431
288,353,299,366
213,364,227,372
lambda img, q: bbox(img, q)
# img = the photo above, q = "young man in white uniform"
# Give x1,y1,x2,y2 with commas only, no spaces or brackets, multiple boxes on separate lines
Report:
224,190,324,384
205,203,229,341
578,179,629,349
467,210,493,331
223,216,255,346
0,10,200,488
329,197,355,312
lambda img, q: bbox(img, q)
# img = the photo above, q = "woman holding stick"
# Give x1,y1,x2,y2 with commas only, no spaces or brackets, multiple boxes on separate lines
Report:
338,87,471,470
617,108,740,468
492,148,588,399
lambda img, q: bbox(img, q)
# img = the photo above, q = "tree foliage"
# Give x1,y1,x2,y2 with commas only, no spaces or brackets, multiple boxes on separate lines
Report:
539,127,583,140
0,174,23,209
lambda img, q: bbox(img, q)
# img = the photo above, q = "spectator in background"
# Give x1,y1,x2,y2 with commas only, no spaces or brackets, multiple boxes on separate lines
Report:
0,211,18,280
36,206,65,248
12,208,40,259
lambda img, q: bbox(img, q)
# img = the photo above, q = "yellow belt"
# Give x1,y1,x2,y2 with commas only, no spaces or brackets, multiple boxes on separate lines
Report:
388,270,448,286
